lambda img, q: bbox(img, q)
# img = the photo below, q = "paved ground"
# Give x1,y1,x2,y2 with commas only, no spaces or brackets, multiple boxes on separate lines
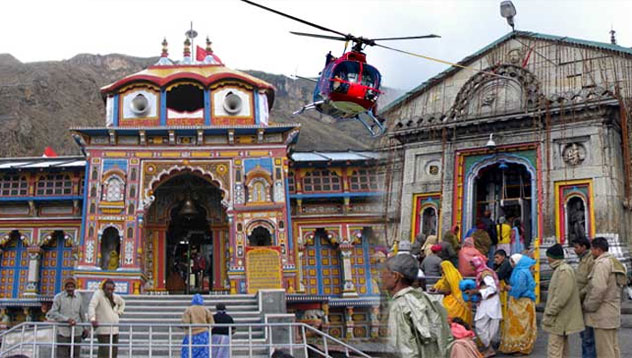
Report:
496,327,632,357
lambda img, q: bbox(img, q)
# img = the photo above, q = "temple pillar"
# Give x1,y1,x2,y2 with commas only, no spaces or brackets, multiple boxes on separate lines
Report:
24,246,42,297
370,305,380,339
344,306,355,340
295,232,307,293
296,199,303,214
339,244,358,298
343,197,351,214
321,302,330,335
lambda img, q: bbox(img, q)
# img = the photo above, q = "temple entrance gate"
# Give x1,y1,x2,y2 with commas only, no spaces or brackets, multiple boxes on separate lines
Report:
144,173,228,294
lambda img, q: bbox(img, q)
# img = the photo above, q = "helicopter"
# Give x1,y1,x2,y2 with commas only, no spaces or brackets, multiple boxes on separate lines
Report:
241,0,440,137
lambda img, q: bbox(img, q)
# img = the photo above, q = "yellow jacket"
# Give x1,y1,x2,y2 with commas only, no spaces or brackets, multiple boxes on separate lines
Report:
496,224,512,244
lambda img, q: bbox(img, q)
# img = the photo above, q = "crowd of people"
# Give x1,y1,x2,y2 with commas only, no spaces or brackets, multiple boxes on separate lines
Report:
383,224,628,358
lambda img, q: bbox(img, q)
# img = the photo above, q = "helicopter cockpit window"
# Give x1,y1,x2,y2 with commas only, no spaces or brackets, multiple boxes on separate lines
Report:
331,61,360,93
362,65,381,89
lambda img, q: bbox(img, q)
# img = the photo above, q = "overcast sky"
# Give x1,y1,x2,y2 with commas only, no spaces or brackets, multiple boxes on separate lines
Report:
2,0,631,91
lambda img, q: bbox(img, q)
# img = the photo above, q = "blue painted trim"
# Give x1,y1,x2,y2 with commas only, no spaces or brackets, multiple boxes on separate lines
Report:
112,95,119,127
362,236,373,296
290,192,383,199
254,91,260,125
204,90,211,125
285,177,293,252
79,162,89,246
0,196,83,202
160,89,167,125
315,237,324,295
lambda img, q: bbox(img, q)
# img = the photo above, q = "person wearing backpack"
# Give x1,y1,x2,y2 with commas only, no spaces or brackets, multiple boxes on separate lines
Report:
382,253,453,358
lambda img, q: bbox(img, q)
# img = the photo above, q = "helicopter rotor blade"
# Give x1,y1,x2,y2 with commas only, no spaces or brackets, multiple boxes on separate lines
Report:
369,34,441,42
241,0,347,38
289,31,349,42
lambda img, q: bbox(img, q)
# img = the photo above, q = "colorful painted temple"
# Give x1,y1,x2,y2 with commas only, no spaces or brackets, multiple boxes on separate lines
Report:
0,38,387,338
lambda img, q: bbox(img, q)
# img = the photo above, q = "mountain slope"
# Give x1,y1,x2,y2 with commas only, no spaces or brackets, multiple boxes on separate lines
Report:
0,54,402,156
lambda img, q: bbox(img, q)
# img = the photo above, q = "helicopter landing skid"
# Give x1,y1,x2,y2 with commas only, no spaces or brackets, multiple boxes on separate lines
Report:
293,101,325,115
356,111,386,137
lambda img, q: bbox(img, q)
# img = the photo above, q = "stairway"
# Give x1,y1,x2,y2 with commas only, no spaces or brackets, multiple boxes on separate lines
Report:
88,294,270,357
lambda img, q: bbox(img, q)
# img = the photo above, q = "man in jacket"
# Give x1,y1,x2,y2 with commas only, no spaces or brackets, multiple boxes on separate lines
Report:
88,279,126,358
542,243,585,358
46,277,87,358
574,237,596,358
382,253,453,358
583,237,627,358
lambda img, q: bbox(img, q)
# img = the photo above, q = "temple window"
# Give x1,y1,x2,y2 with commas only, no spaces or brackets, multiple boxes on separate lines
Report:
252,181,266,202
302,169,341,193
349,168,381,191
36,174,72,196
78,175,85,196
247,177,270,203
0,174,28,196
167,84,204,115
103,176,125,202
287,172,295,193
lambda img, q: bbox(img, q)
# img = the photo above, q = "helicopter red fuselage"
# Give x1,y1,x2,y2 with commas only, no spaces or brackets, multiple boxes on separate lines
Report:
313,51,382,119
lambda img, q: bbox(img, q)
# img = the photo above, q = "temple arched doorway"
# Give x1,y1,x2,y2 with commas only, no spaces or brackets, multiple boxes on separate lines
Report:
470,161,534,249
565,196,587,244
145,173,227,294
248,227,272,246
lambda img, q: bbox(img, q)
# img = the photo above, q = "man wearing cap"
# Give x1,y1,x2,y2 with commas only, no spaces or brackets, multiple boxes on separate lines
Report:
46,277,87,358
542,243,584,358
382,254,453,357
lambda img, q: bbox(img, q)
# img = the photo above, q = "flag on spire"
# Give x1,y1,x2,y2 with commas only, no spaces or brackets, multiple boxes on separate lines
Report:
43,147,58,157
196,46,223,65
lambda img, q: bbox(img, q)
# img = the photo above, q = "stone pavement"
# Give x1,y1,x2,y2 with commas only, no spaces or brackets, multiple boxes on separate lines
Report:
497,327,632,357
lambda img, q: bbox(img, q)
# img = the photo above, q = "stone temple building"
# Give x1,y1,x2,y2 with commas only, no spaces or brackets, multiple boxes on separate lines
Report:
382,30,632,298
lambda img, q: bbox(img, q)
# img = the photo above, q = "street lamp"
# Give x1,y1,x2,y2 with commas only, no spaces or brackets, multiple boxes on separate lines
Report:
500,1,517,31
486,133,497,150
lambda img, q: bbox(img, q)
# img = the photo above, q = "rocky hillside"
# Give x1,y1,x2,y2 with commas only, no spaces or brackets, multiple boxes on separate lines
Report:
0,54,403,157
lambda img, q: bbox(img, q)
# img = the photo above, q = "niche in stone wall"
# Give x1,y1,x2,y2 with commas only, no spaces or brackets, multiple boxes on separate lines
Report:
100,227,120,270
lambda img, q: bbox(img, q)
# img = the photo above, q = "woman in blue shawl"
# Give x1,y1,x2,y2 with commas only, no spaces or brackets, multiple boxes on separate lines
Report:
181,294,214,358
499,254,537,355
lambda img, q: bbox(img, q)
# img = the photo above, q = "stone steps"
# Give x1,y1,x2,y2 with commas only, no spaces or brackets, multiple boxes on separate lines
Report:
113,293,267,357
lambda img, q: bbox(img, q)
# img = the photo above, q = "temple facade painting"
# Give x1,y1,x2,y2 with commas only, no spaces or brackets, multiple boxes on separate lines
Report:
384,31,632,301
0,38,386,339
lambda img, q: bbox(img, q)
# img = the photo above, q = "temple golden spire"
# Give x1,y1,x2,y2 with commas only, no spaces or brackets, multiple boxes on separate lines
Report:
183,37,191,58
205,37,213,53
161,38,168,57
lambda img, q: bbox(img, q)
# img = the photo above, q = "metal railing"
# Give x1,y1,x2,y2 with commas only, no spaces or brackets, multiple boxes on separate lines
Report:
0,321,372,358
